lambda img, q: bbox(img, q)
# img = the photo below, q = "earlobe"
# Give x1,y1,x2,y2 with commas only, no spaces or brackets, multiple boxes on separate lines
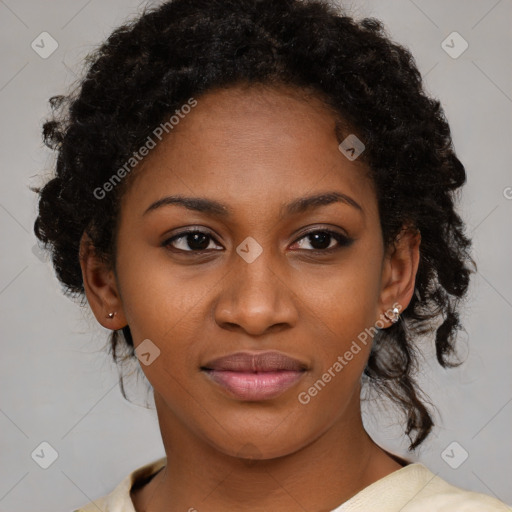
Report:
383,305,401,324
79,232,127,330
378,226,421,327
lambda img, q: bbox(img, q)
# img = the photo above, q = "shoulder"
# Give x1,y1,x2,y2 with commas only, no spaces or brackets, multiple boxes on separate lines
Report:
335,463,511,511
400,464,511,512
71,456,167,512
72,496,108,512
72,487,122,512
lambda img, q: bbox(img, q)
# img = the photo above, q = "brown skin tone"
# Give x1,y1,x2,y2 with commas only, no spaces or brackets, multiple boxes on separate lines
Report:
80,84,420,511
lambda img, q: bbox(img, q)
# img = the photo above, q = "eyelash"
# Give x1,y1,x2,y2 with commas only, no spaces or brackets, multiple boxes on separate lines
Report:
162,228,354,254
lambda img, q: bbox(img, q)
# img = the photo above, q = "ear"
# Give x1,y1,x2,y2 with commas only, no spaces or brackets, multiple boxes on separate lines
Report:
79,232,127,330
377,225,421,327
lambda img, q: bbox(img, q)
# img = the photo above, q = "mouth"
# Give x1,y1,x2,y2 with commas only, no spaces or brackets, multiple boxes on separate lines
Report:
200,351,308,401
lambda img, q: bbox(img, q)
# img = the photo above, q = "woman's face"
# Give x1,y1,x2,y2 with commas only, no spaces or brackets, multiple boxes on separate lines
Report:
83,84,419,459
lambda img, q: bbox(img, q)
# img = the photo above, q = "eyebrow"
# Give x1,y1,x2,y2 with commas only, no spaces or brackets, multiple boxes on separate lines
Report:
143,191,363,218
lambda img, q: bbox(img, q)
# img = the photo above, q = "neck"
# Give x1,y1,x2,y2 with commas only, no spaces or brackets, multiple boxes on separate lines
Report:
133,391,402,512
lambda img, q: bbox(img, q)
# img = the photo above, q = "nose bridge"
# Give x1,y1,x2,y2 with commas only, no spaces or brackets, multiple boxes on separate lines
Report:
235,245,277,298
233,241,281,311
213,240,297,334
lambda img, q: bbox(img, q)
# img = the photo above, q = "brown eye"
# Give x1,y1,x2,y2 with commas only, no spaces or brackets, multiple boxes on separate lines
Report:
163,230,223,252
292,230,354,252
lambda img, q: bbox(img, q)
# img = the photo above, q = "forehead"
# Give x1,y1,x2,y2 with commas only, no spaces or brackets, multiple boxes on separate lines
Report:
120,84,376,221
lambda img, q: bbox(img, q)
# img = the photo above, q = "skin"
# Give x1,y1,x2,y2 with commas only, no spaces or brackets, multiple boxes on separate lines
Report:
80,83,420,512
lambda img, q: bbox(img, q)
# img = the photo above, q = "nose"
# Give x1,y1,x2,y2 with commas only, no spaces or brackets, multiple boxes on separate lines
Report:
213,250,299,337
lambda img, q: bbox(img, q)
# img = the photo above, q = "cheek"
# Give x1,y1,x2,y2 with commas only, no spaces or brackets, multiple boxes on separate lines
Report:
114,242,217,389
115,239,209,343
292,251,382,404
295,285,374,419
298,250,383,345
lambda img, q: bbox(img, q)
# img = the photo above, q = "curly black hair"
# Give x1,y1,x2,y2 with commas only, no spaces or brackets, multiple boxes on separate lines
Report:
33,0,476,450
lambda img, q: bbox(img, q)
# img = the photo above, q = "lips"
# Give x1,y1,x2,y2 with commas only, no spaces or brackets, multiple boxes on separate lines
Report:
202,351,307,372
201,351,307,401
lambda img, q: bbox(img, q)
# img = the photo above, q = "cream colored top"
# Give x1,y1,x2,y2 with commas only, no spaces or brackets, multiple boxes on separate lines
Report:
74,457,511,511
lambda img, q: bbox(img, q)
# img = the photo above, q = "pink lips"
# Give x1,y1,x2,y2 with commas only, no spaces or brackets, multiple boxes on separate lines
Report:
201,351,307,401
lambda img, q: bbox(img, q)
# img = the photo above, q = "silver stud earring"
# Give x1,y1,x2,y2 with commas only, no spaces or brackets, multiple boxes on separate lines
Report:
384,306,400,325
106,312,116,319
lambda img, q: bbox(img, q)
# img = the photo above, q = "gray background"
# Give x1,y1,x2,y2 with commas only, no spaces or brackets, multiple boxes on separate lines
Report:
0,0,511,510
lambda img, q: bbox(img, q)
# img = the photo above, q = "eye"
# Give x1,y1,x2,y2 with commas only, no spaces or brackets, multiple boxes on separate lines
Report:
291,229,354,252
163,228,354,254
163,229,223,252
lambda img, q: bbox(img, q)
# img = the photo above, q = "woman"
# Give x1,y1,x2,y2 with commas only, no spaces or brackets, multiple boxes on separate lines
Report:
33,0,510,510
